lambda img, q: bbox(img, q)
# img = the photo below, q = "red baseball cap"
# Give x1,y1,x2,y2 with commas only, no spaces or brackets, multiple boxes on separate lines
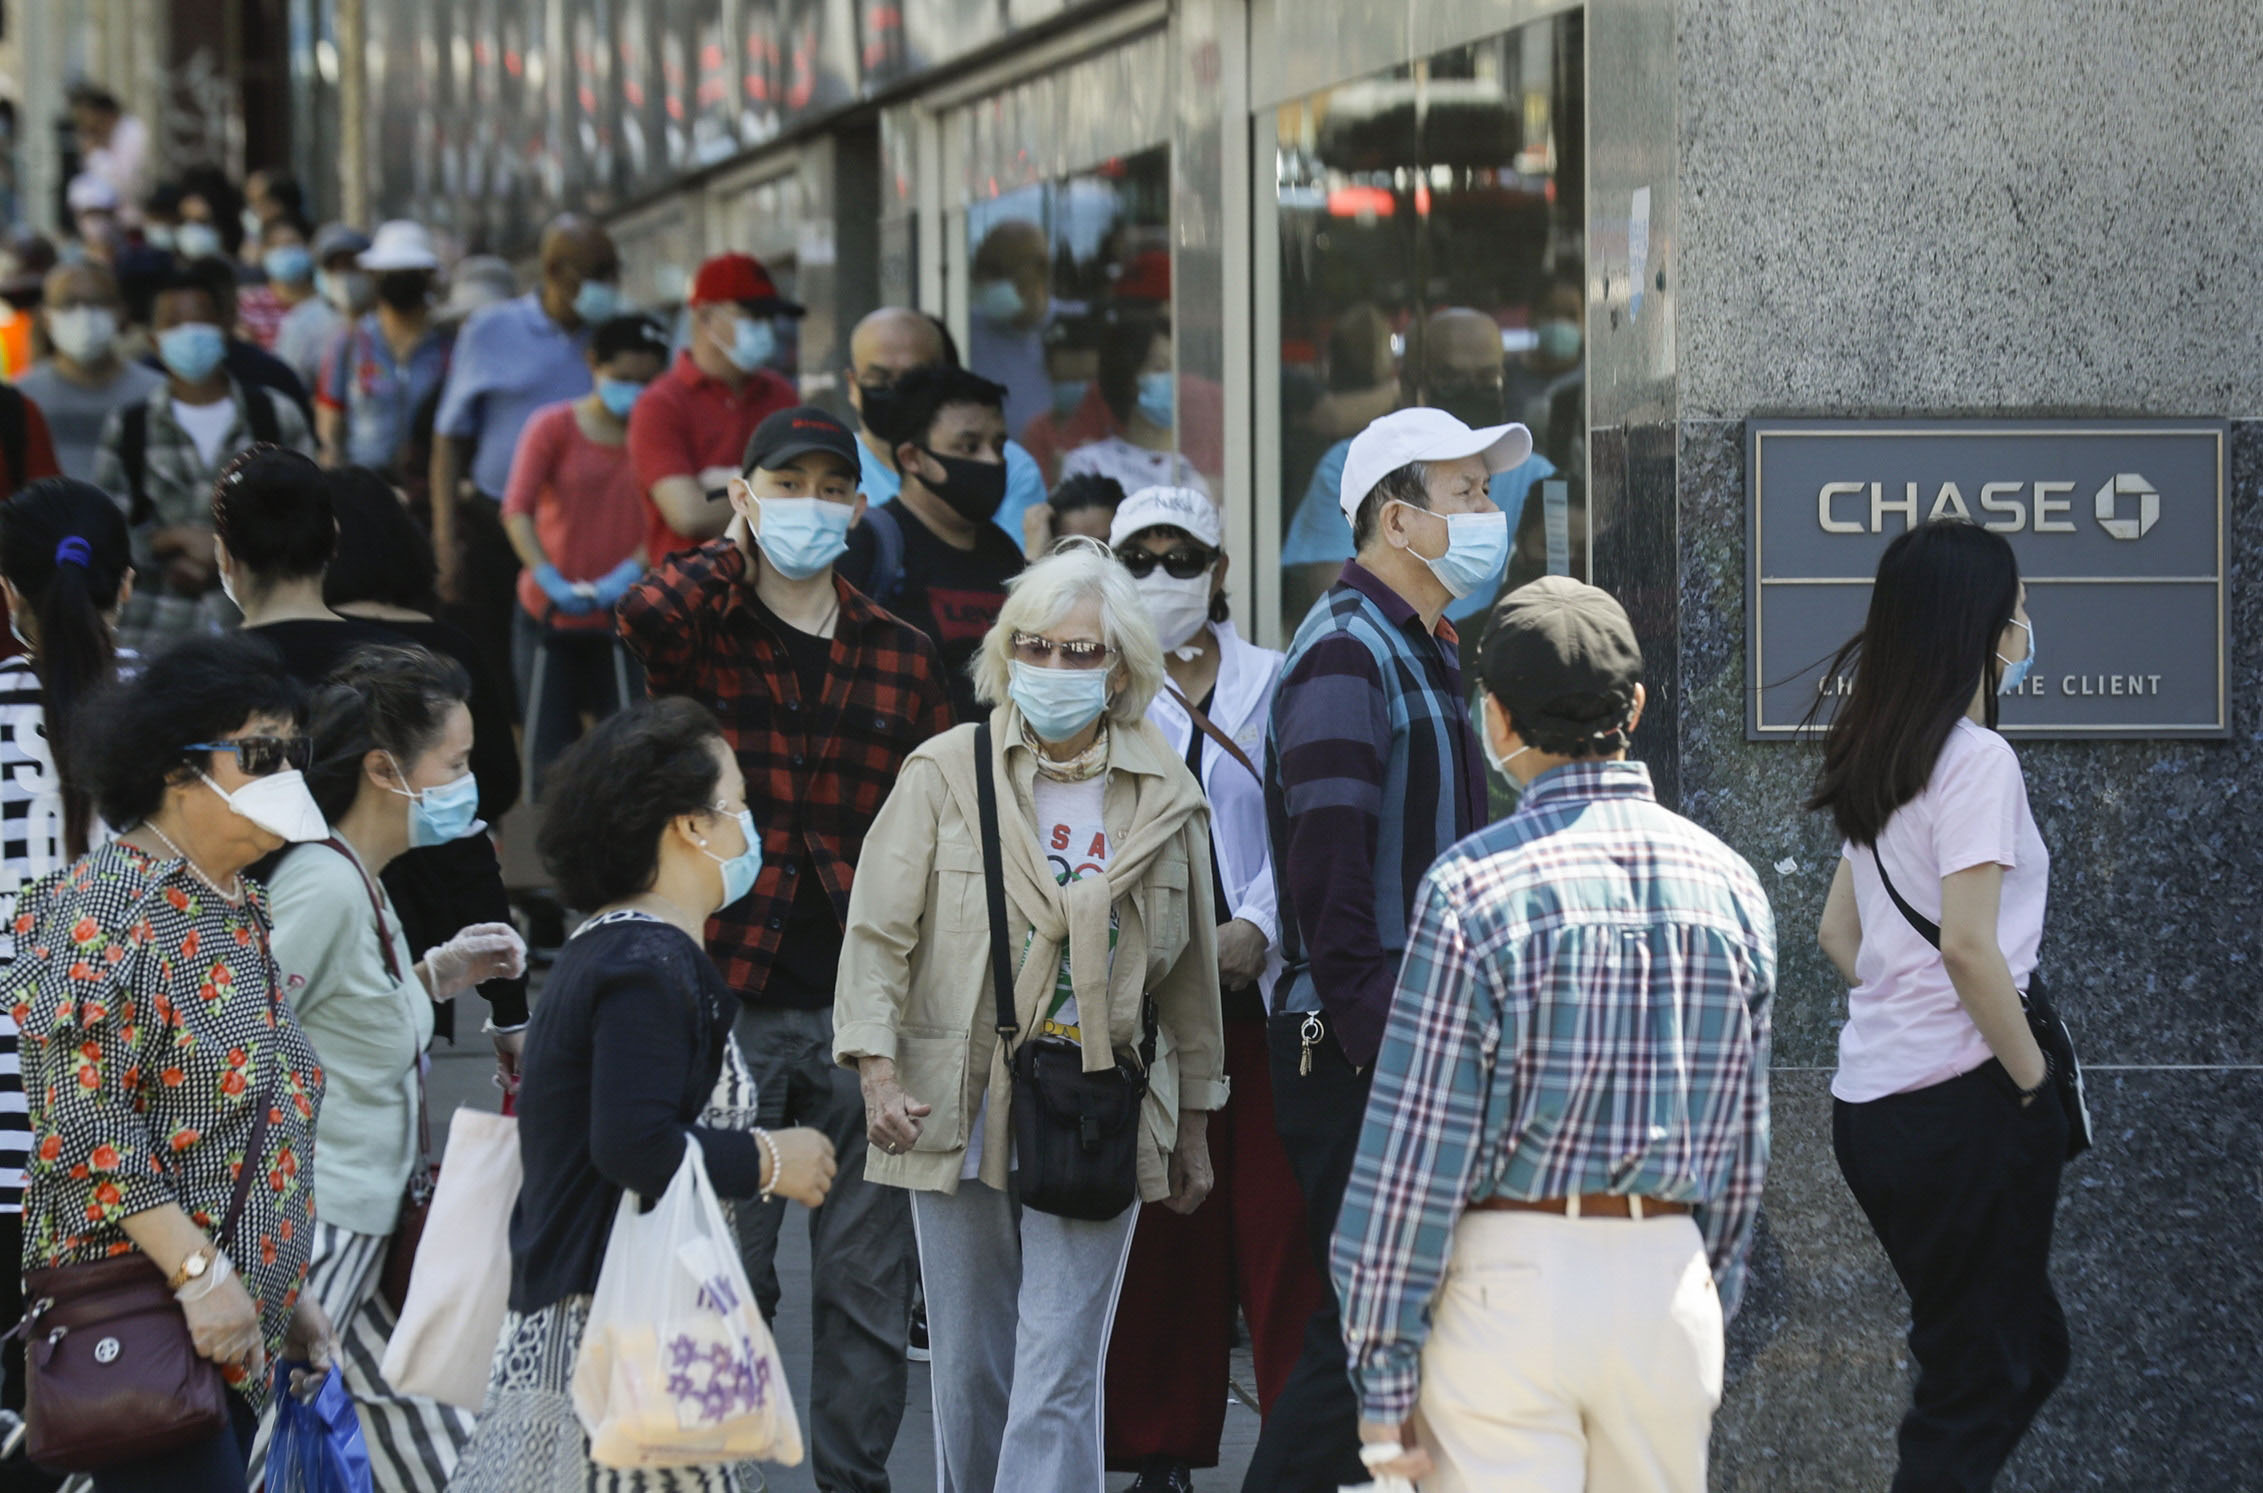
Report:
689,252,805,316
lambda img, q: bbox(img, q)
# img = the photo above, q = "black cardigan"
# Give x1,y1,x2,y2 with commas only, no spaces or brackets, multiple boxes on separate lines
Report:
507,916,765,1312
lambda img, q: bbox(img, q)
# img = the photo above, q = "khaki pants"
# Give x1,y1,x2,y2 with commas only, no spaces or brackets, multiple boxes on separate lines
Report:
1414,1210,1724,1493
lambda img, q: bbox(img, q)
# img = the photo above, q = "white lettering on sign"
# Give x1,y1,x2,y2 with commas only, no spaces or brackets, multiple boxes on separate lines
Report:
1818,481,1865,533
2062,674,2163,697
1979,481,2025,532
2032,481,2076,532
1928,482,1974,522
1811,474,2159,537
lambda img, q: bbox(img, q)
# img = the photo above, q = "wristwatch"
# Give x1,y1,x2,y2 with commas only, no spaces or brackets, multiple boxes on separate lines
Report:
166,1243,220,1293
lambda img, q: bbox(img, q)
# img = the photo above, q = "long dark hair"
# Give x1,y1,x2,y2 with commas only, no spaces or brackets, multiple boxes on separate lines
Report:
0,480,131,857
302,645,472,823
1806,521,2021,845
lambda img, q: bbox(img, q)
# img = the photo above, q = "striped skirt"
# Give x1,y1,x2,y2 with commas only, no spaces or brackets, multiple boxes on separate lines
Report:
248,1220,478,1493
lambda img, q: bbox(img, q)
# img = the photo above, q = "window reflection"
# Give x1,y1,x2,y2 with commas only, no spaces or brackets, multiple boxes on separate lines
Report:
1272,14,1587,647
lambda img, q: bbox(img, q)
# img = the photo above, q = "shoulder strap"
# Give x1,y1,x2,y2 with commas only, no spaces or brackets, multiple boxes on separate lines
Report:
241,386,281,447
973,721,1017,1050
217,1075,279,1250
1867,844,1941,950
120,403,150,525
865,504,905,605
0,386,24,495
312,836,402,981
1167,685,1260,782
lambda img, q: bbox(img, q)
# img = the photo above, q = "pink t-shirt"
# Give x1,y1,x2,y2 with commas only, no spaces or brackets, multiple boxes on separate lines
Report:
1832,718,2050,1102
501,400,647,632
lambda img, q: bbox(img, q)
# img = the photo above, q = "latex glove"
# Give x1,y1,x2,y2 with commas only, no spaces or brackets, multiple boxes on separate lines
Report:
590,557,645,608
533,561,597,616
421,922,528,1000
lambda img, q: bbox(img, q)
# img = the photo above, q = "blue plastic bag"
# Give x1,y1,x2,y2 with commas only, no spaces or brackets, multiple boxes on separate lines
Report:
267,1361,373,1493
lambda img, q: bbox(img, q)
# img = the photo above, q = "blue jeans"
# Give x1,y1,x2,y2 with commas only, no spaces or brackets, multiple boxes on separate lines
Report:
511,609,642,799
90,1391,259,1493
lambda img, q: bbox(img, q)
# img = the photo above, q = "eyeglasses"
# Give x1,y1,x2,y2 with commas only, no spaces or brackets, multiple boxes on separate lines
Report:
1114,546,1216,581
1011,632,1116,670
182,735,310,776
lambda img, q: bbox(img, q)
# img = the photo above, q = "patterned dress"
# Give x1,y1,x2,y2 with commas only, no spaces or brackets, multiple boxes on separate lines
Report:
7,840,325,1409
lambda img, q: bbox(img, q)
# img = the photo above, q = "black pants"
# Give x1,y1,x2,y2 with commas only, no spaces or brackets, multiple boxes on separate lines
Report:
445,495,522,723
1834,1062,2071,1492
1241,1010,1370,1493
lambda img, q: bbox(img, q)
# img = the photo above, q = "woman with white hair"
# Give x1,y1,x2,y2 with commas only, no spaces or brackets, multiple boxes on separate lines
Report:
834,538,1227,1493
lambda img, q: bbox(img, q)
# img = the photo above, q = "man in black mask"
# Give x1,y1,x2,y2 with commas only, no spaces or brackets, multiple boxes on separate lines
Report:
837,361,1024,721
314,219,452,474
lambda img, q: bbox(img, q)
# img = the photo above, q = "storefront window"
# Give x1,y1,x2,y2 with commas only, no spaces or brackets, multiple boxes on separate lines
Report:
1270,13,1587,645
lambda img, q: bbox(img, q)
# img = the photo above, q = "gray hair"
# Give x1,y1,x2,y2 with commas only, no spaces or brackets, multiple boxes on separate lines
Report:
972,537,1165,728
1352,460,1431,550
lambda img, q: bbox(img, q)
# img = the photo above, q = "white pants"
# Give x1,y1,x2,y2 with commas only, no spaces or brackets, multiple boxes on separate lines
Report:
1414,1210,1724,1493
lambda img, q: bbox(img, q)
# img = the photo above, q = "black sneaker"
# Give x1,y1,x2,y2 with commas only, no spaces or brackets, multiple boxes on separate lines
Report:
906,1304,931,1363
1128,1458,1193,1493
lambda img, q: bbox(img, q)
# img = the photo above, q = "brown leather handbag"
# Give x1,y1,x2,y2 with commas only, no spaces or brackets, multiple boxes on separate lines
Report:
18,1082,274,1471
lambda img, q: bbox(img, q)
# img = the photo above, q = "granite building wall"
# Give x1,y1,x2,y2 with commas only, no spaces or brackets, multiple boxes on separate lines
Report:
1660,3,2263,1487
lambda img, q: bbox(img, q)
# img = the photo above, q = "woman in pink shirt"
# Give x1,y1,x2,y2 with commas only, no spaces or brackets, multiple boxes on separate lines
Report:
1808,519,2067,1492
501,314,668,796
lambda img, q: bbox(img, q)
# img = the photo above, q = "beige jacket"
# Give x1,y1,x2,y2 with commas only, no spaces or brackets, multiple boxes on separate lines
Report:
834,703,1228,1199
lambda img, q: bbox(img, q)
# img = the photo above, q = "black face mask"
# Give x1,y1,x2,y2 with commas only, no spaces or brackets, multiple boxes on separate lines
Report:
1431,381,1507,430
913,446,1008,522
375,271,432,312
856,379,902,439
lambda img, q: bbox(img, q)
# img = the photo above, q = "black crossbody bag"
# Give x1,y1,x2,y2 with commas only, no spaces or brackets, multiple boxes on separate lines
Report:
1868,845,2093,1159
973,721,1154,1220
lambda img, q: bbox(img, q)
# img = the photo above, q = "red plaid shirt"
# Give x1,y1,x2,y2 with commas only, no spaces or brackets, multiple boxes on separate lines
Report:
618,539,954,998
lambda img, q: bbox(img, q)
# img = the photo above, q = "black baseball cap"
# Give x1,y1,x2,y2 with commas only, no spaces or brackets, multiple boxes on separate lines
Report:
742,405,860,476
1478,576,1644,739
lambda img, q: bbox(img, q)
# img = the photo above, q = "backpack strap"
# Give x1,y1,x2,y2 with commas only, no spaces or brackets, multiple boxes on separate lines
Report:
120,403,151,525
973,721,1017,1052
1866,844,1941,950
864,504,905,606
0,386,24,495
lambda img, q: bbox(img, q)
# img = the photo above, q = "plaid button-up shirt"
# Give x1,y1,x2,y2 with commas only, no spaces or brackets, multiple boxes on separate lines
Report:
1331,759,1776,1422
618,539,953,1000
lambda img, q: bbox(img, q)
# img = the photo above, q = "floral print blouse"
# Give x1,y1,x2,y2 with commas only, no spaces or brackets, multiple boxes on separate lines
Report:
8,842,325,1402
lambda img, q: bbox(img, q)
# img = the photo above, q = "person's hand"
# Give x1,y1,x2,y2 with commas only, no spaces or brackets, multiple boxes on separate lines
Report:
533,561,596,615
591,557,644,608
858,1056,932,1156
1216,918,1269,991
421,922,528,1000
697,465,741,496
165,554,217,596
1020,501,1056,561
762,1126,837,1207
1164,1110,1214,1215
281,1293,338,1398
181,1268,264,1381
1357,1419,1435,1484
491,1025,527,1093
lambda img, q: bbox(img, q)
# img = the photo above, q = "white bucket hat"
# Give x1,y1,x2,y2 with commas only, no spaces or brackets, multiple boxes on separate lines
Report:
359,220,441,272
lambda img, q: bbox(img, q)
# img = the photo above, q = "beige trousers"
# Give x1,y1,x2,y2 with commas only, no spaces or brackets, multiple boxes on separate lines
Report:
1413,1210,1724,1493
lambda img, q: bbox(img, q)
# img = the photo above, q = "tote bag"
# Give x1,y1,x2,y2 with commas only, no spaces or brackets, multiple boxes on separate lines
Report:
571,1136,802,1469
378,1108,523,1409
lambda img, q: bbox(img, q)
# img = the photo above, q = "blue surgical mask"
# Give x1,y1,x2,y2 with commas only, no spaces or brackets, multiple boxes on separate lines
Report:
388,757,480,848
700,808,763,907
174,222,224,261
1050,378,1090,421
750,494,853,580
724,315,776,373
264,245,313,285
1536,318,1583,363
1996,616,2037,694
1009,659,1111,742
1399,504,1510,600
596,376,646,419
972,279,1024,323
156,322,227,384
144,225,177,252
573,278,621,324
1135,370,1174,428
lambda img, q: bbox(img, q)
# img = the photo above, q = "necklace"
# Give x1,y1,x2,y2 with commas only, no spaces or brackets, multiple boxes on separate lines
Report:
141,818,244,904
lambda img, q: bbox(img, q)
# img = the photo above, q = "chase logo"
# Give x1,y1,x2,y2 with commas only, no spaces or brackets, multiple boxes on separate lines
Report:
2094,472,2158,540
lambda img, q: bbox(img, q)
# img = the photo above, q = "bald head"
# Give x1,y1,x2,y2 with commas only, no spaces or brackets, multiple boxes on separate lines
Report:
850,307,948,380
1419,307,1504,383
537,214,620,325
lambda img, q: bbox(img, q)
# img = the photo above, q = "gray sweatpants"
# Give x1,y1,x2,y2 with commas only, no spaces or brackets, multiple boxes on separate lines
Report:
910,1179,1140,1493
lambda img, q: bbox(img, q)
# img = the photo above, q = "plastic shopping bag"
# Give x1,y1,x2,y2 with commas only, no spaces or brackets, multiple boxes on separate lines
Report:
267,1361,373,1493
572,1136,803,1469
380,1108,522,1410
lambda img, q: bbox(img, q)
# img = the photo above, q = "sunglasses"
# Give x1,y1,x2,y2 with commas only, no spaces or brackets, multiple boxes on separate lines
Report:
1114,546,1216,581
1011,632,1116,671
182,735,310,776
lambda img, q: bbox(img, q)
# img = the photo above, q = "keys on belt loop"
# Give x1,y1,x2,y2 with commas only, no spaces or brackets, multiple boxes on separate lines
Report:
1298,1013,1324,1076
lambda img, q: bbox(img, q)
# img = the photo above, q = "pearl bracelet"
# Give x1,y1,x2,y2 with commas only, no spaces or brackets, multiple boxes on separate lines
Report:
754,1128,782,1204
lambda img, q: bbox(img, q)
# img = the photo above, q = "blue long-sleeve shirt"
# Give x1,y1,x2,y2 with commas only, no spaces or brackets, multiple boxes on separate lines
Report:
1331,760,1776,1422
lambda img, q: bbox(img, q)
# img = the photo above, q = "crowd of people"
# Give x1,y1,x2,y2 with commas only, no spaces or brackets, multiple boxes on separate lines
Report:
0,124,2072,1493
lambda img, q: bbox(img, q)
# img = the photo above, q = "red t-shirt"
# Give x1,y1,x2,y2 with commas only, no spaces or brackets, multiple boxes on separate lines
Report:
501,400,647,631
625,350,796,568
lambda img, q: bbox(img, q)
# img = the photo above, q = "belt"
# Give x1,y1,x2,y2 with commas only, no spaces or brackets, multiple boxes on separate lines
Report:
1470,1193,1693,1220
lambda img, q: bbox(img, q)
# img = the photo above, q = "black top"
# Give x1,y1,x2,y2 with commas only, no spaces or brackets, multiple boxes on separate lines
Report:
508,915,766,1312
249,615,404,686
839,499,1022,722
756,602,843,1011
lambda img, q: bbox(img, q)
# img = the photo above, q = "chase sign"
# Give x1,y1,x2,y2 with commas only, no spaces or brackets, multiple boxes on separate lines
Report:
1748,419,2228,740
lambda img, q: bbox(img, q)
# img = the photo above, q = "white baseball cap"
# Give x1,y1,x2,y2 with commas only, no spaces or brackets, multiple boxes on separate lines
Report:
359,220,440,272
1337,406,1534,527
1109,485,1223,550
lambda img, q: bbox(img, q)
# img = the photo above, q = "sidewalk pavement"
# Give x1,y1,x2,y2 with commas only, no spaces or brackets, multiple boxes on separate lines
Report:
427,1038,1263,1491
